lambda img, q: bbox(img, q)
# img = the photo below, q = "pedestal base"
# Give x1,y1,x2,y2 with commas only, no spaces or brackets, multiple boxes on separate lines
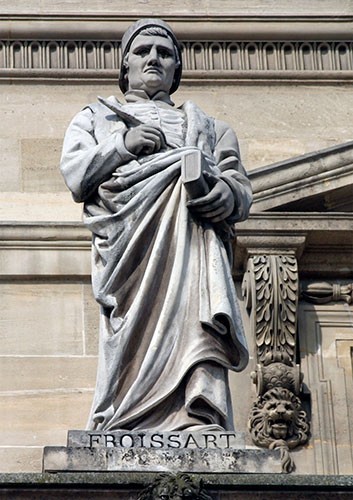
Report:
42,430,282,474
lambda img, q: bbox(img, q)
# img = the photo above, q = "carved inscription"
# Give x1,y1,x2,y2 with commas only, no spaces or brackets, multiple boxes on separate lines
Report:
90,432,239,449
68,430,244,450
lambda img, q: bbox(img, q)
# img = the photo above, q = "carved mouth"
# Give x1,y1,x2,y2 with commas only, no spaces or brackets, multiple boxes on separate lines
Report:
270,420,288,438
271,421,288,429
144,68,162,74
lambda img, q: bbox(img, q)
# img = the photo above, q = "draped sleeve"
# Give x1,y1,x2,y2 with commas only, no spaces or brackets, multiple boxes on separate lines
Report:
60,105,136,203
214,120,253,222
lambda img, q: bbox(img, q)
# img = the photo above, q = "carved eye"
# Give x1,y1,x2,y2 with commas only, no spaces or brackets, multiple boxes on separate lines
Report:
159,495,169,500
183,488,194,497
135,48,150,57
158,48,173,58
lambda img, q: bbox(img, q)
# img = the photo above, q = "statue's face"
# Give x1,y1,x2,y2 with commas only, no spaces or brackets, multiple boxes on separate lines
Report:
126,34,177,95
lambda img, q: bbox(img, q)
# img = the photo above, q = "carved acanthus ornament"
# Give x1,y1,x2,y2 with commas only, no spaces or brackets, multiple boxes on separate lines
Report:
242,253,309,473
243,255,298,362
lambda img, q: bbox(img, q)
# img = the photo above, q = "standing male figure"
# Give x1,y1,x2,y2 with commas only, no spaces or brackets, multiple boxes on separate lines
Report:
61,19,252,432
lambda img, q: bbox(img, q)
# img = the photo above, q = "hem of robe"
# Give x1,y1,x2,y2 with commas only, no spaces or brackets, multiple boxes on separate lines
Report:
87,360,235,432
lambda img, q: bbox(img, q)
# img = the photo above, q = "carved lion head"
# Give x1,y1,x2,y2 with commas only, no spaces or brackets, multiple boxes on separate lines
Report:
248,387,309,449
138,473,213,500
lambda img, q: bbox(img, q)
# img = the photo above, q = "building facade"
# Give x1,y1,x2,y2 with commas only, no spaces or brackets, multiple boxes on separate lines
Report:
0,1,352,492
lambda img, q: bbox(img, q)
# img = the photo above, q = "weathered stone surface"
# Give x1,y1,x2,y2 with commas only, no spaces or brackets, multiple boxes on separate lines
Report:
0,223,91,277
0,357,97,392
43,445,281,473
1,1,351,17
233,213,353,280
0,82,352,222
83,284,99,356
21,138,67,192
0,448,42,474
298,303,353,475
0,139,21,191
0,393,93,444
0,283,84,355
0,192,82,222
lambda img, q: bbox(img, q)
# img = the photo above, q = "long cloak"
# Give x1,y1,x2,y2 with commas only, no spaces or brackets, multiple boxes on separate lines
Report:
60,97,252,431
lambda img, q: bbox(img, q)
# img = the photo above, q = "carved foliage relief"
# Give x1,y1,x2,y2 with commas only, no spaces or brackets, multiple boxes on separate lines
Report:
243,255,298,362
242,254,309,472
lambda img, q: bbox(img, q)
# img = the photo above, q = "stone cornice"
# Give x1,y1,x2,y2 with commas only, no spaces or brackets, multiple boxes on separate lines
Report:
234,213,353,279
1,69,353,85
0,14,352,83
249,141,353,212
0,68,353,86
0,14,352,40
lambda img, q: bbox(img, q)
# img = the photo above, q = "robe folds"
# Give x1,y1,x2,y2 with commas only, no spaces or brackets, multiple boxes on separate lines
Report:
60,96,253,432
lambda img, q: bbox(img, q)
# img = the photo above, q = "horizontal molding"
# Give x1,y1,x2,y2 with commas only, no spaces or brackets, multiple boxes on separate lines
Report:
0,39,352,83
0,222,91,278
1,471,353,490
234,213,353,279
236,212,353,233
0,222,90,242
0,15,353,41
0,216,352,280
2,69,353,85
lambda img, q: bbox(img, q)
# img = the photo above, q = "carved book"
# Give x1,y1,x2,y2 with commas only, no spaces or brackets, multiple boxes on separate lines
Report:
181,149,210,199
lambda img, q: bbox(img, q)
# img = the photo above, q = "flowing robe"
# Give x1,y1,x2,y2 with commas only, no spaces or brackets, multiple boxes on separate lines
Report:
60,95,253,431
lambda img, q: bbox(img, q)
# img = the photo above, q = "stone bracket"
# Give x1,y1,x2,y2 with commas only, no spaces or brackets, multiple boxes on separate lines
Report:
242,250,310,473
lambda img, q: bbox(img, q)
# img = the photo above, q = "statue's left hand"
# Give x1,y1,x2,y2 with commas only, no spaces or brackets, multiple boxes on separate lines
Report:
187,172,235,223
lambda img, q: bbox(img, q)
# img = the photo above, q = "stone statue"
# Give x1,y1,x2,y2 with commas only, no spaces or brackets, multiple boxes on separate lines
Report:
60,19,252,432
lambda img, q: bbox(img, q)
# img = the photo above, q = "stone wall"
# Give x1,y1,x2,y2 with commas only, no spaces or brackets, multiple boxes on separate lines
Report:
0,0,352,474
1,83,352,222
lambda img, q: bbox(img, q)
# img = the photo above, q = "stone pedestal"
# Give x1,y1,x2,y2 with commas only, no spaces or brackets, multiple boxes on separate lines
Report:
42,430,282,474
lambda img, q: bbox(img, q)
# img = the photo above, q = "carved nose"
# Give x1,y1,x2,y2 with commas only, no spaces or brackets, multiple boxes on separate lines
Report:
276,404,286,415
147,47,158,64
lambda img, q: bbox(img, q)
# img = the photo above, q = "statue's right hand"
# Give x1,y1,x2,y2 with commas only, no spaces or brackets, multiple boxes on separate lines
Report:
124,125,166,156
